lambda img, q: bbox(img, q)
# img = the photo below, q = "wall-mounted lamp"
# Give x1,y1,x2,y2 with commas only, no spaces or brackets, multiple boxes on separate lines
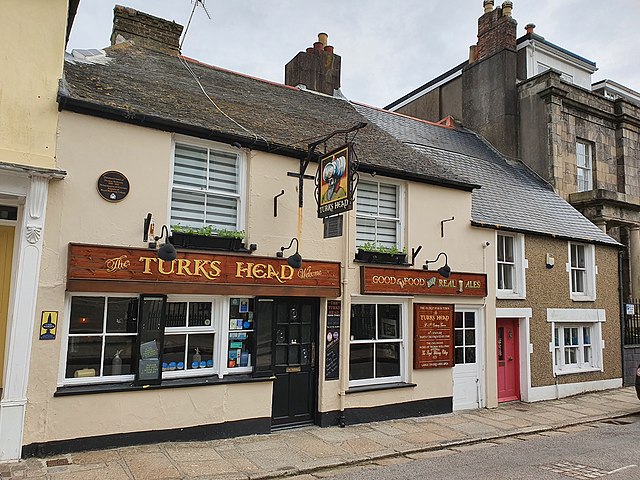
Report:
423,252,451,278
154,225,177,262
546,253,555,269
277,237,302,269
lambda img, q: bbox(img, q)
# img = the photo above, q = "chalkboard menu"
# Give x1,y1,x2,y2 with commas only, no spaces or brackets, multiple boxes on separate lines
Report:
135,295,166,385
324,300,341,380
413,303,454,369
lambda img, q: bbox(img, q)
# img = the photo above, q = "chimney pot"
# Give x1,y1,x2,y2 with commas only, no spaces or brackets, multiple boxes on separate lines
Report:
324,45,334,54
306,47,314,54
483,0,494,13
525,23,535,34
313,41,324,51
469,45,478,63
285,33,341,96
501,1,513,17
318,32,328,47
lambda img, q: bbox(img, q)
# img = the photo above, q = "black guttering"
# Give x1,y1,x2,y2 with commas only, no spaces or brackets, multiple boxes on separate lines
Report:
384,60,467,111
57,92,477,192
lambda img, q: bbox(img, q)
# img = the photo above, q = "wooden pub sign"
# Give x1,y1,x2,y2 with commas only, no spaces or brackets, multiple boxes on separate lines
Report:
413,304,454,369
360,266,487,297
67,244,341,297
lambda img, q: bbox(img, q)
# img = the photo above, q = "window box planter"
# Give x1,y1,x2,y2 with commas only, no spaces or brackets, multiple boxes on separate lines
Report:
169,232,244,252
355,249,407,265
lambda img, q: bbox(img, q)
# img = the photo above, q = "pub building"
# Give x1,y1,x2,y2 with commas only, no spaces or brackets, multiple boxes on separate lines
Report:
15,6,619,459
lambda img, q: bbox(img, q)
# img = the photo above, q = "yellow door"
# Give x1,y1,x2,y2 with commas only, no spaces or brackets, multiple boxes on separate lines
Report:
0,225,15,390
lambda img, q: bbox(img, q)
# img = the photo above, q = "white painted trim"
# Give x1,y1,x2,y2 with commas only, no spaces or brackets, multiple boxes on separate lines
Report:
547,308,606,322
568,242,596,301
453,306,484,410
526,378,621,403
387,69,462,112
496,231,526,299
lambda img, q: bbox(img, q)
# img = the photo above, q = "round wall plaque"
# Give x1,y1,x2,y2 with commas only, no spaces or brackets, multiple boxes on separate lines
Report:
97,171,130,202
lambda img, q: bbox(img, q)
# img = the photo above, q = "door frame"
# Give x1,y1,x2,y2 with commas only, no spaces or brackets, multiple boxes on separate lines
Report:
496,317,521,402
452,306,484,410
0,223,16,392
496,308,532,403
268,296,320,429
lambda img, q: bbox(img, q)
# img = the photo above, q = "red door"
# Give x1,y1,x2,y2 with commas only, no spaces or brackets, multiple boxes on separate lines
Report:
497,318,520,402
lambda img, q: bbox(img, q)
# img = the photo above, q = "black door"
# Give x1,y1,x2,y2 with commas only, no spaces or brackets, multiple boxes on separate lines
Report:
271,297,319,428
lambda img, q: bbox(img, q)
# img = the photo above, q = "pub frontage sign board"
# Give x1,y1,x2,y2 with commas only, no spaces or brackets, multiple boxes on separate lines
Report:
67,244,341,297
360,266,487,297
413,303,454,369
317,144,354,218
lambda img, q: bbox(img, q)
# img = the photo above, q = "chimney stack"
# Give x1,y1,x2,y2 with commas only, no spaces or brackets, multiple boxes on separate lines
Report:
285,33,341,96
110,5,183,55
474,0,517,62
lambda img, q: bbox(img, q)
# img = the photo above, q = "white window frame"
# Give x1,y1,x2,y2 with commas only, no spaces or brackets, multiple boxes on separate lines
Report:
59,293,140,386
355,178,405,250
169,136,247,232
567,242,596,301
576,140,593,192
496,232,527,299
60,293,256,386
547,308,605,375
348,296,408,388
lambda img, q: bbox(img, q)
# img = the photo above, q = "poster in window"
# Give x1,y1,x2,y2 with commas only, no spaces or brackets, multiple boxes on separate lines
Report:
135,295,166,385
325,300,341,380
318,145,354,218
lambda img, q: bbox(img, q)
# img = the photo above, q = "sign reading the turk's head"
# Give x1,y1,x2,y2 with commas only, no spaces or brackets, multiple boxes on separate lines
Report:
317,144,353,218
67,244,341,297
361,266,487,297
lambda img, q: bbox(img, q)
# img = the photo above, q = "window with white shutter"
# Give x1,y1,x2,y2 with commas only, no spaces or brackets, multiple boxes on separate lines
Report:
171,143,244,231
355,180,401,248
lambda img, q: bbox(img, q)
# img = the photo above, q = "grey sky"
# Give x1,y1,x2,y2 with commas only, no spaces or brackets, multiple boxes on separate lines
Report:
67,0,640,107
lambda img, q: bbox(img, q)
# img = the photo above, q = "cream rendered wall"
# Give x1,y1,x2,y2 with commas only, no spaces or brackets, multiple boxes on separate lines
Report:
0,0,68,168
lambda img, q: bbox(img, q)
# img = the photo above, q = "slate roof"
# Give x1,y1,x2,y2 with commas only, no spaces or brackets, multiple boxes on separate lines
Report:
59,45,473,191
353,103,619,246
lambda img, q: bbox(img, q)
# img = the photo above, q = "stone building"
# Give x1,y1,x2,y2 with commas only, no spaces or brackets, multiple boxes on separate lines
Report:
385,0,640,383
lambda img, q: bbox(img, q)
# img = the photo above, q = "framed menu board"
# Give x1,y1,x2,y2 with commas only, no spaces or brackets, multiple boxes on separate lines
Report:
324,300,341,380
413,303,454,369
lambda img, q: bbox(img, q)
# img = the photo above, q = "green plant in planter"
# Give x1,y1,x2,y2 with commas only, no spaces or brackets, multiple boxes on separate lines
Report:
358,242,406,255
171,225,245,239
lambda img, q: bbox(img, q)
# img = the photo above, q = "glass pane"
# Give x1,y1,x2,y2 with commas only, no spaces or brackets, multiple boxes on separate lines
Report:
564,328,571,346
276,345,287,366
289,325,300,344
497,236,505,261
454,347,464,364
350,304,376,340
465,347,476,363
503,265,513,289
103,335,136,376
571,327,579,345
497,265,505,289
504,236,514,262
162,334,186,372
170,189,206,228
66,336,102,378
349,344,374,380
288,345,300,365
70,297,105,334
188,302,212,327
377,305,400,339
378,184,398,217
454,312,463,329
209,151,238,193
188,333,215,370
554,328,559,347
355,216,376,246
583,327,591,345
301,324,311,343
465,312,475,328
174,144,207,190
106,297,138,333
229,298,254,331
376,219,398,247
465,329,476,346
228,331,253,369
205,194,237,230
573,270,584,293
584,346,592,364
356,181,379,215
376,343,400,377
166,302,187,328
454,330,463,347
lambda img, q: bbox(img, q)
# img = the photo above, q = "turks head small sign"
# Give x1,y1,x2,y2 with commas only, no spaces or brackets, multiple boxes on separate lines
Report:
318,144,353,218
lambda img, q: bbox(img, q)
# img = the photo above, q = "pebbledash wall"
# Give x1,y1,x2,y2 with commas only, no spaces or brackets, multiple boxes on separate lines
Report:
23,111,496,454
497,234,621,402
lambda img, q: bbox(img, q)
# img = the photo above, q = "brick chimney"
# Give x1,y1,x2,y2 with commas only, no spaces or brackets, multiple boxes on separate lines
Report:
475,0,517,62
110,5,183,55
285,33,341,96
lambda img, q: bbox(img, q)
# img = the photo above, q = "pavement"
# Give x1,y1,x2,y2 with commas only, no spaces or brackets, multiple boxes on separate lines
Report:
1,387,638,480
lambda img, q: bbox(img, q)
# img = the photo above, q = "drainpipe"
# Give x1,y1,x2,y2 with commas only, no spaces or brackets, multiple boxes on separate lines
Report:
338,209,350,427
619,249,626,385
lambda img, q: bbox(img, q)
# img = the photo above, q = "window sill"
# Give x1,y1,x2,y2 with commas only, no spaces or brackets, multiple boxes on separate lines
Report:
554,367,602,376
497,292,526,300
346,382,416,394
570,295,596,302
54,374,274,397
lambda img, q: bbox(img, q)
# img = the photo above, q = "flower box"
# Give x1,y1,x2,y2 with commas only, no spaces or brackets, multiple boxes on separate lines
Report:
170,232,244,252
355,249,407,265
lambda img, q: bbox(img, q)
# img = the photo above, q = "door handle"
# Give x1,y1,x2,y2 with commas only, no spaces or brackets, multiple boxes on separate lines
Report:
311,342,316,368
508,356,513,361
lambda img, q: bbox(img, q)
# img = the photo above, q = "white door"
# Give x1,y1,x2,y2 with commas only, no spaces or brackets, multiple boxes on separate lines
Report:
453,308,483,410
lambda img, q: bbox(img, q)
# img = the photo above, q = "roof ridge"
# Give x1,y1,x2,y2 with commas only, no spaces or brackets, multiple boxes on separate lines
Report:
351,100,457,130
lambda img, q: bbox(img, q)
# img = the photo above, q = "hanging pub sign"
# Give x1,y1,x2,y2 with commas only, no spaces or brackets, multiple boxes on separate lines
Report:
317,144,355,218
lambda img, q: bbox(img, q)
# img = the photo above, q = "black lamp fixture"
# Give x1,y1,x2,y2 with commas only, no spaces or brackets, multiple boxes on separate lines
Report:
155,225,177,262
423,252,451,278
277,237,302,269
